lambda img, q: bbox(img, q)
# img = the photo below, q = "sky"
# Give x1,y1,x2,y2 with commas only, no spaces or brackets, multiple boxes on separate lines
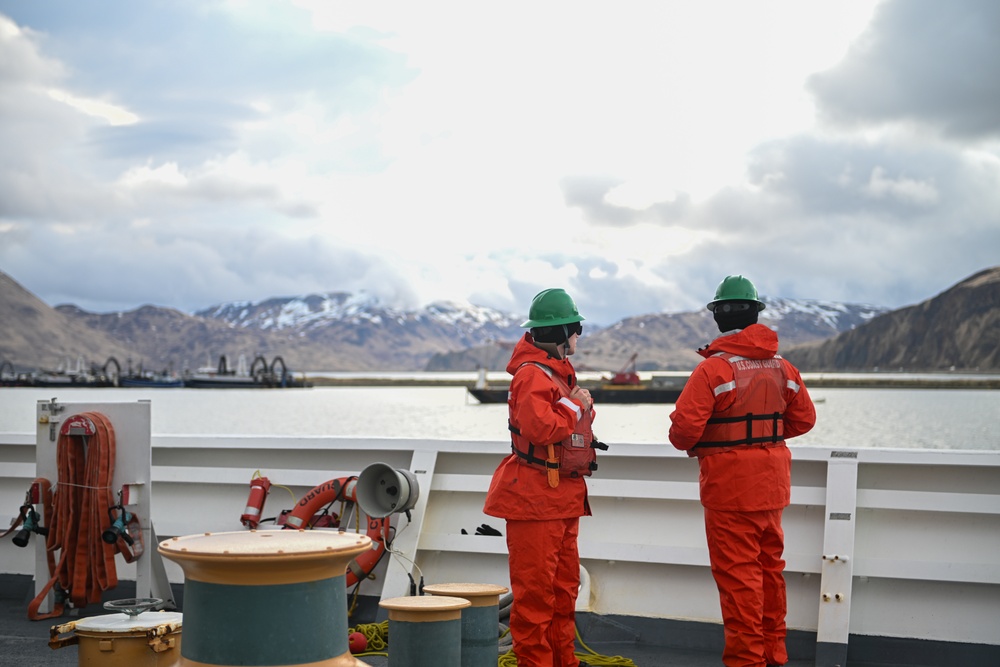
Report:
1,0,998,326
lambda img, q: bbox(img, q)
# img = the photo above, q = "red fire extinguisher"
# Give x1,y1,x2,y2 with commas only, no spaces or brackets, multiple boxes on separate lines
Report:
241,476,271,529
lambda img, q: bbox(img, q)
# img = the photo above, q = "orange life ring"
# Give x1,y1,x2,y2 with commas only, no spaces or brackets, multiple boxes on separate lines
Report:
282,476,390,588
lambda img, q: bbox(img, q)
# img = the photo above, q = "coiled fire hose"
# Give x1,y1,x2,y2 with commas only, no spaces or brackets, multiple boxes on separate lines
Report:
27,412,138,620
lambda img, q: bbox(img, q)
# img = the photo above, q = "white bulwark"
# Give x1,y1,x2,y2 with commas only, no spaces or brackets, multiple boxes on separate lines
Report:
1,399,998,664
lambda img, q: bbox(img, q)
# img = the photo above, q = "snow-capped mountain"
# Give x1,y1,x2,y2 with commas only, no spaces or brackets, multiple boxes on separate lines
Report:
554,298,890,373
196,292,388,330
195,293,525,353
7,265,999,372
196,292,883,339
191,292,889,372
757,297,886,336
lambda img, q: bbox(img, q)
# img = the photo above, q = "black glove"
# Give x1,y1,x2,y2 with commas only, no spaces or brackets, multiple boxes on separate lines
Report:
474,523,502,536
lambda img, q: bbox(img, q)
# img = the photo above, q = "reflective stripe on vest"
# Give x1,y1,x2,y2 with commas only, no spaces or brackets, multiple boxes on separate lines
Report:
509,362,598,478
693,352,791,455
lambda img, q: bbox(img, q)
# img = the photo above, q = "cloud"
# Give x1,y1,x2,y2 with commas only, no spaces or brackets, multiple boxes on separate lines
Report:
0,0,997,328
2,220,414,313
808,0,1000,140
560,176,695,228
744,135,964,217
680,132,1000,308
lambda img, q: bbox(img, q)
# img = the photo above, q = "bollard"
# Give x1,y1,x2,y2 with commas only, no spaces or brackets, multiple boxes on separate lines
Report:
379,595,471,667
159,529,373,667
422,583,509,667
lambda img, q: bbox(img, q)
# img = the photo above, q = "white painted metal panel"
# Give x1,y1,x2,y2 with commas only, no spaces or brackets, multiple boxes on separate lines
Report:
2,424,998,648
30,400,172,612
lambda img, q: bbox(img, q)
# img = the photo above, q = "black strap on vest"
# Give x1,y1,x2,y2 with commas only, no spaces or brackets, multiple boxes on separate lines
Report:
508,422,559,469
509,422,607,464
695,411,783,448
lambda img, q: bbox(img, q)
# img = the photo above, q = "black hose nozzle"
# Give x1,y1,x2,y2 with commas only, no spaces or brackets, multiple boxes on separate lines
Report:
103,506,134,545
12,506,45,548
12,527,31,548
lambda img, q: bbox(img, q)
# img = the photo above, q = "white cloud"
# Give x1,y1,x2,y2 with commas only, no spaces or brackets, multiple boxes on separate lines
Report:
863,167,939,206
47,88,138,126
118,162,188,188
1,0,998,325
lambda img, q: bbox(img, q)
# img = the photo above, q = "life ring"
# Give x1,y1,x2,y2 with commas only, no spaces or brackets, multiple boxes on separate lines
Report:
282,476,390,588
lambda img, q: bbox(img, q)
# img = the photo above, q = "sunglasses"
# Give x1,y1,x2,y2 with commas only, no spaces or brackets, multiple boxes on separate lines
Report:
716,302,753,313
568,322,583,336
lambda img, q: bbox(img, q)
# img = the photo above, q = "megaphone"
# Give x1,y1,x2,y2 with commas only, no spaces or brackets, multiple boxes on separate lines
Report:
356,463,419,518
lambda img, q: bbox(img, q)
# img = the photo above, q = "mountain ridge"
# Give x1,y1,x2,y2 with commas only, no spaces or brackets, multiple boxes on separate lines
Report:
782,266,1000,372
1,268,997,373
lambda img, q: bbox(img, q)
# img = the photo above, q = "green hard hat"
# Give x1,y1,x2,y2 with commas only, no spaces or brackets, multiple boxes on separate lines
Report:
521,288,585,328
707,275,766,312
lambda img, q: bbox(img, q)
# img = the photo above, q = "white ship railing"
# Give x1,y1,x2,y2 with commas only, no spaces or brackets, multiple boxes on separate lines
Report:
2,430,999,653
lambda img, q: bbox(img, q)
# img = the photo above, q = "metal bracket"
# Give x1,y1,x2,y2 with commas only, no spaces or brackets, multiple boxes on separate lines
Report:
38,398,65,441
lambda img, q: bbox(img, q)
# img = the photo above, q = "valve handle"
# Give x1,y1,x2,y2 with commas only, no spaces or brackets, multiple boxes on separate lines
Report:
103,597,162,617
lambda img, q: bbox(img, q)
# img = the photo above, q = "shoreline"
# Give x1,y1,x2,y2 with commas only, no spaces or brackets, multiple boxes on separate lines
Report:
305,374,1000,390
4,372,998,391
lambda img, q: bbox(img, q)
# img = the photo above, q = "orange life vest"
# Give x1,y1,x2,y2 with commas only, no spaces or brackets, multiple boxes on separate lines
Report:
509,362,600,478
692,352,789,458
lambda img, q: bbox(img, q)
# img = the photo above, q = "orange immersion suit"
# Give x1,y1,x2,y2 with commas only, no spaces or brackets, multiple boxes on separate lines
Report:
484,333,594,667
669,324,816,667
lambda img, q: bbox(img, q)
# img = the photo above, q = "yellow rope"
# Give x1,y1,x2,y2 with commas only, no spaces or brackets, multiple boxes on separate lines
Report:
271,482,297,505
573,624,638,667
487,626,639,666
342,623,638,666
250,469,297,505
348,620,389,657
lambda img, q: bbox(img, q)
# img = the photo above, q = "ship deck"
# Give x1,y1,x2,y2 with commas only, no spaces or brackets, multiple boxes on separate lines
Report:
0,606,813,667
0,576,898,667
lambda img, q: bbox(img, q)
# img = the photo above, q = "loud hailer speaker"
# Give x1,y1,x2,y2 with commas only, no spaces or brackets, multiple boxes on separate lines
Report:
356,462,419,518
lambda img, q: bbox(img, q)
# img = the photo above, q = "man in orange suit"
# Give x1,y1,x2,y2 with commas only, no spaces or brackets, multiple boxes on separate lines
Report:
669,275,816,667
484,288,598,667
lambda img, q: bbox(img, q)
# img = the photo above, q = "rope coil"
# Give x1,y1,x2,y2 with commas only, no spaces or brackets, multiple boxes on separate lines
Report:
349,612,636,666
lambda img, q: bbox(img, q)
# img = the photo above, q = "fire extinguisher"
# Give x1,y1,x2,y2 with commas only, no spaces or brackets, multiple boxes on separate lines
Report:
241,476,271,529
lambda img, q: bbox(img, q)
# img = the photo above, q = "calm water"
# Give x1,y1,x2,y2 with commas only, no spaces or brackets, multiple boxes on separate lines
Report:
0,384,998,450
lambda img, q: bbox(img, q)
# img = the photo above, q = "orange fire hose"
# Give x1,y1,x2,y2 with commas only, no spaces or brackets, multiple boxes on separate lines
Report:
27,412,132,620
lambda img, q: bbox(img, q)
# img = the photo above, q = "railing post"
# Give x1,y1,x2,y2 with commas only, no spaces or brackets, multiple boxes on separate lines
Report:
816,450,859,667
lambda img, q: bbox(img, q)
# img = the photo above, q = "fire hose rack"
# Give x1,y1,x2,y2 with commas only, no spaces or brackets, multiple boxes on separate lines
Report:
4,399,174,620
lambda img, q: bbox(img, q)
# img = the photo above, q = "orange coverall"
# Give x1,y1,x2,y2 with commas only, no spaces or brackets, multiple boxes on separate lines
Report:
669,324,816,667
484,333,593,667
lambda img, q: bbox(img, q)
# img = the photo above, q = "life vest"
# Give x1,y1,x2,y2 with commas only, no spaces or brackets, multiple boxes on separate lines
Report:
692,352,790,458
509,362,600,478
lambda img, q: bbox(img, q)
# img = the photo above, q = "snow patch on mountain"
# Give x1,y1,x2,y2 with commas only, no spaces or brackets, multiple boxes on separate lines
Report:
196,292,888,344
761,297,887,331
195,293,524,334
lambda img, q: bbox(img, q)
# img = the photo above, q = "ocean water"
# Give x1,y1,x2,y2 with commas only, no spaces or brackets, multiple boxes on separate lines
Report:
0,384,997,450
